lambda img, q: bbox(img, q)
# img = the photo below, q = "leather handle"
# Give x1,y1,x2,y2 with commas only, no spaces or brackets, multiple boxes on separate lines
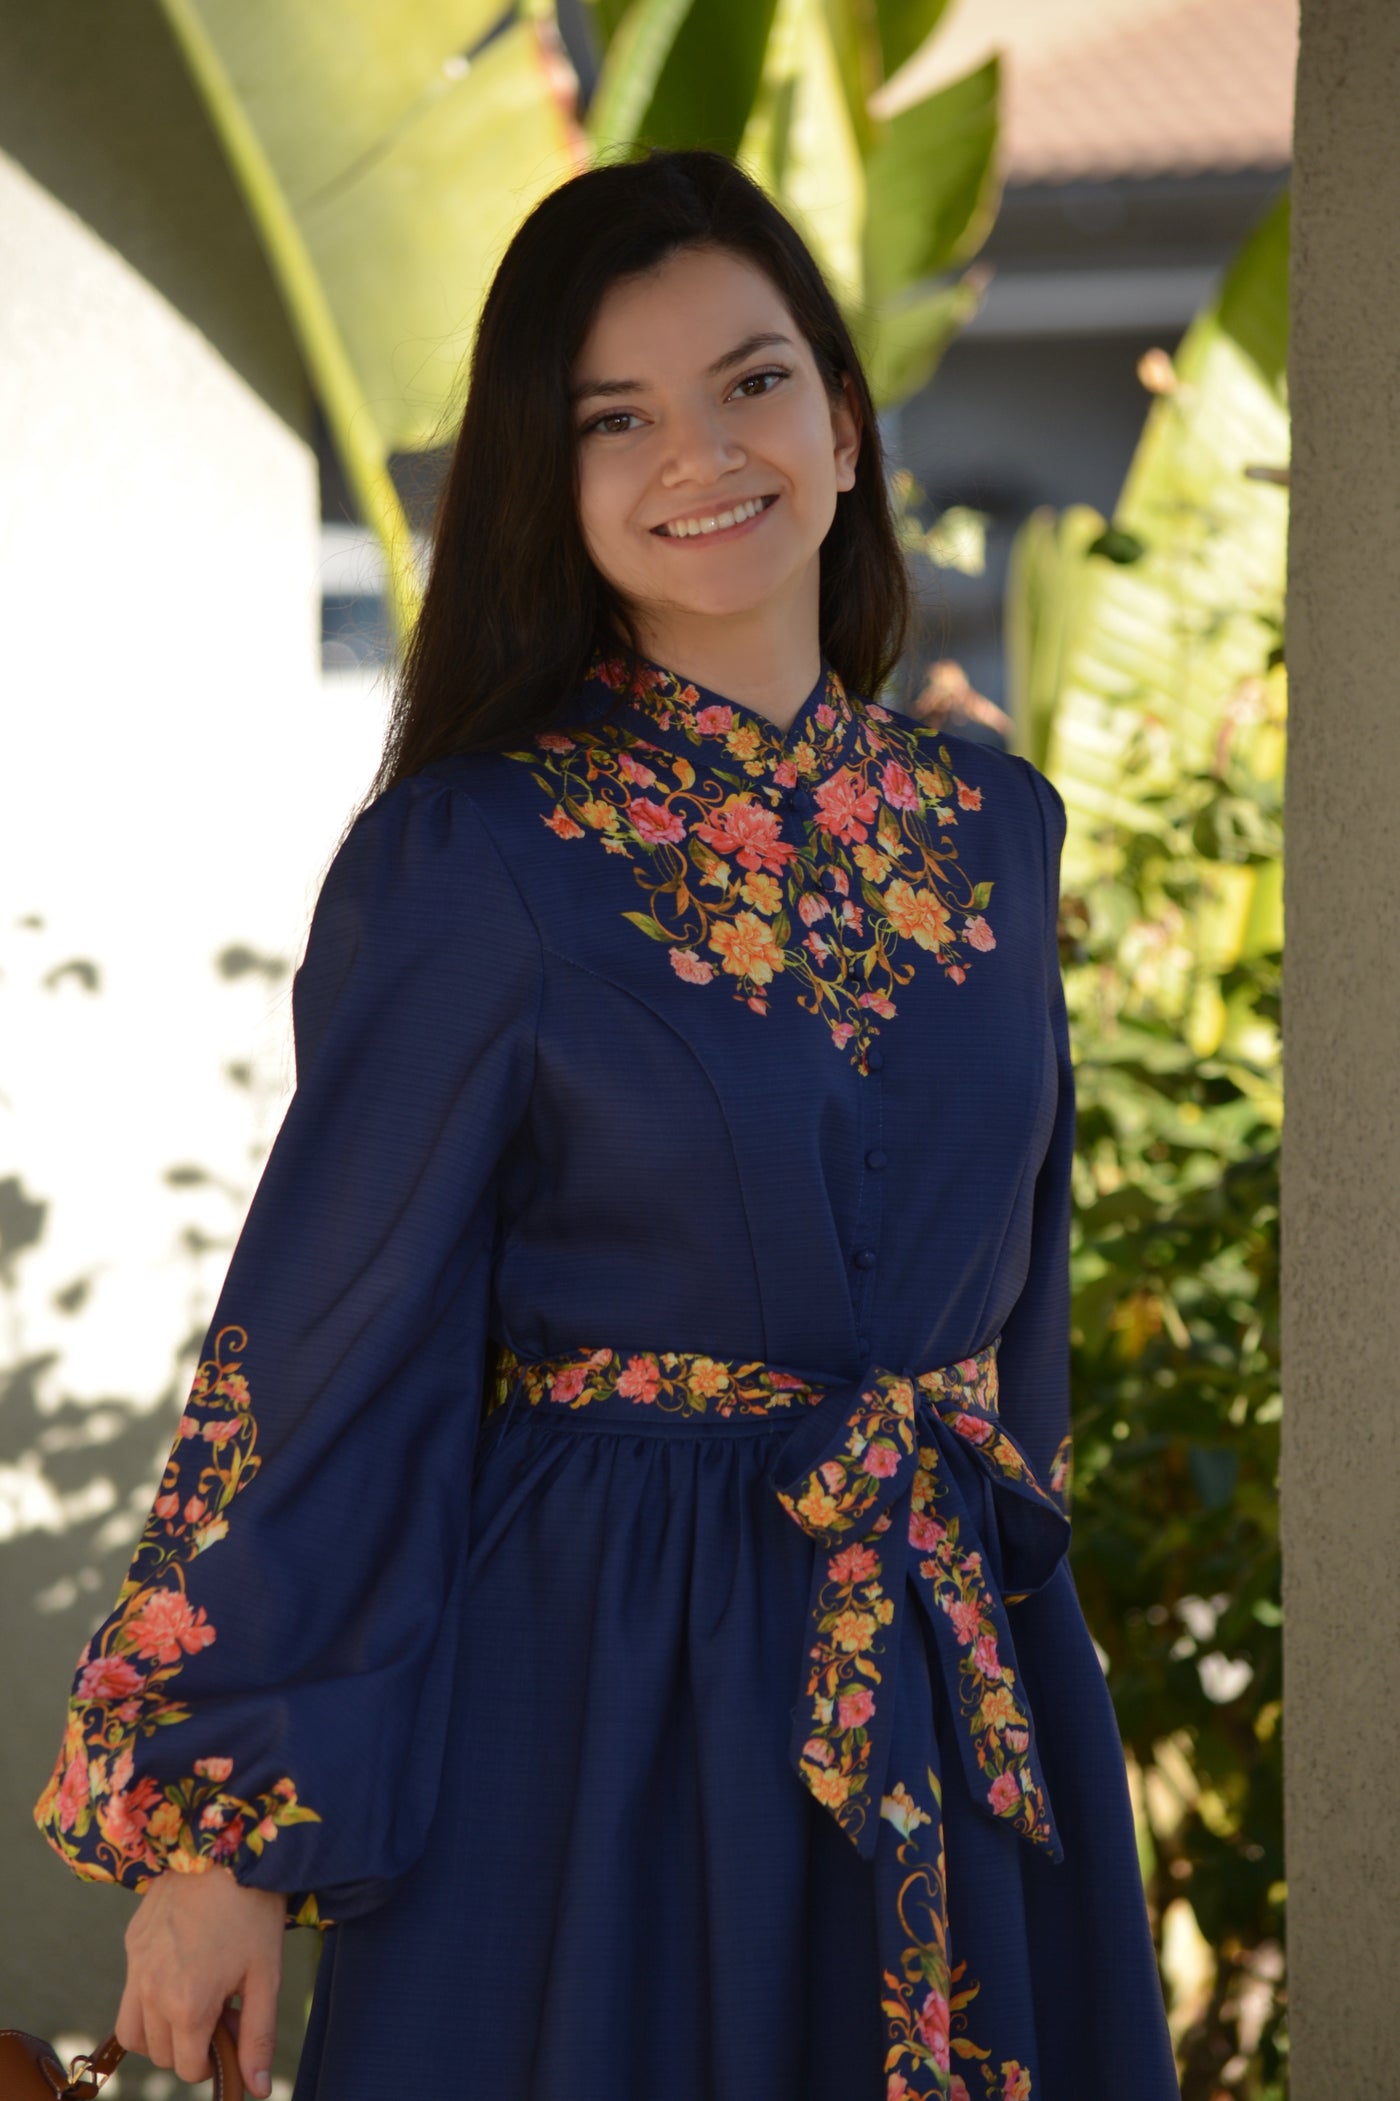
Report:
57,2016,242,2099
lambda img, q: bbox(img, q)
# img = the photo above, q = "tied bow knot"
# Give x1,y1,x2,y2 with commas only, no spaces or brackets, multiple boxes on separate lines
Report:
770,1342,1069,1866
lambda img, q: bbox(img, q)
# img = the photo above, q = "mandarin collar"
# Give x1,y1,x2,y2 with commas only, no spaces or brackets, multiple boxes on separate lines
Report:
580,646,870,783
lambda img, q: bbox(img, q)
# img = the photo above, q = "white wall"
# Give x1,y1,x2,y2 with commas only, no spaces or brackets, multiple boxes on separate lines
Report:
0,144,388,2090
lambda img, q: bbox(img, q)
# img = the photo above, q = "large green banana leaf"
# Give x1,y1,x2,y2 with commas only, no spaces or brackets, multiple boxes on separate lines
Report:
157,0,586,633
1009,190,1290,1058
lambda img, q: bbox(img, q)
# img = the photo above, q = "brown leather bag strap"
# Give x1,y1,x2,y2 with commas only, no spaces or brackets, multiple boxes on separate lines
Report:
50,2016,240,2099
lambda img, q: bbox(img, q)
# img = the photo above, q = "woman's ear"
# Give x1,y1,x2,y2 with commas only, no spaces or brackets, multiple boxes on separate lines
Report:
831,372,862,491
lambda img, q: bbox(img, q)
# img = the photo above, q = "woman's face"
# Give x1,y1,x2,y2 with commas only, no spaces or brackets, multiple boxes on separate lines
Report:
571,244,861,631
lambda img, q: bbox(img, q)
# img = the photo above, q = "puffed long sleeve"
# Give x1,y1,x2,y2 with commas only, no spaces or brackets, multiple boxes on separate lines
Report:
34,773,541,1925
993,760,1076,1510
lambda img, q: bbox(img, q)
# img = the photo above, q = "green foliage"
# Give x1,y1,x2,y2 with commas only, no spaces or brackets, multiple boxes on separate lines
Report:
1004,190,1291,2095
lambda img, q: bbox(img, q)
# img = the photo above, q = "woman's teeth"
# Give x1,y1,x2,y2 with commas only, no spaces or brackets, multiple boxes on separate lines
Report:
658,495,772,538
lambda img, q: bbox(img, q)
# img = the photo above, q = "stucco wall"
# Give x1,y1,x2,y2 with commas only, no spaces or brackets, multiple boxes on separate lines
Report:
0,9,387,2089
1282,0,1400,2083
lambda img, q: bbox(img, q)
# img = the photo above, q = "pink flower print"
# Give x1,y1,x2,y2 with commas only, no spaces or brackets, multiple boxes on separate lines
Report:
194,1756,233,1782
952,1411,993,1445
858,991,896,1019
880,758,920,809
669,947,715,985
695,795,795,874
974,1634,1003,1679
915,1988,952,2071
101,1780,164,1866
988,1771,1022,1816
617,1354,662,1404
543,808,585,840
56,1752,89,1832
908,1511,946,1551
126,1587,216,1665
946,964,967,984
77,1654,145,1702
805,931,833,963
628,797,686,846
964,914,996,952
839,899,864,933
210,1815,247,1861
696,703,735,734
815,700,836,729
832,1021,855,1048
177,1415,199,1439
950,2081,972,2101
616,749,656,785
887,2079,910,2101
536,729,576,752
829,1543,880,1585
1006,1727,1029,1751
946,1597,983,1646
550,1363,588,1404
184,1497,207,1524
862,1442,900,1479
797,891,831,926
802,1736,834,1767
153,1492,180,1519
746,996,768,1015
1002,2065,1031,2101
837,1685,875,1731
201,1418,240,1445
957,780,983,810
815,768,880,843
773,758,799,787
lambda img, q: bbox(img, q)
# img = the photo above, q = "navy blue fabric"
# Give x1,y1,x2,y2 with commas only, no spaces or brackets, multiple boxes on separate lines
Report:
43,656,1179,2099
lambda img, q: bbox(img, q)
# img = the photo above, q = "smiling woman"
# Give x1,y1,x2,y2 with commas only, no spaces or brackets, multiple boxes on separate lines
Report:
34,148,1181,2101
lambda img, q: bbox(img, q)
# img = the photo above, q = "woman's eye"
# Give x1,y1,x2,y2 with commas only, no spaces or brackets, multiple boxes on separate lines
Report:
581,410,642,437
732,367,789,399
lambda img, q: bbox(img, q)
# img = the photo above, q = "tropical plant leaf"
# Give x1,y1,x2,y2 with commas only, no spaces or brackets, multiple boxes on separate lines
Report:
605,0,781,157
873,0,954,80
861,56,999,307
157,0,585,635
857,270,985,410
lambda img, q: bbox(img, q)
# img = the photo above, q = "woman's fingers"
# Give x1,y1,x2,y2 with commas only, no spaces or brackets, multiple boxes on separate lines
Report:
140,2010,174,2074
113,1976,149,2059
235,1960,281,2098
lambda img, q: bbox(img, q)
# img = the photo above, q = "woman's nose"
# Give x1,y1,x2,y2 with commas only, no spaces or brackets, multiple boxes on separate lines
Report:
659,403,745,486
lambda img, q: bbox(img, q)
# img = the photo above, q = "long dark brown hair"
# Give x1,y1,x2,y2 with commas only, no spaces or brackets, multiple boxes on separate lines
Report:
372,147,909,797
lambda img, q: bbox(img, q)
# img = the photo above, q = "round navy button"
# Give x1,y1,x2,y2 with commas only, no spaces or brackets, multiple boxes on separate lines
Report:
865,1148,888,1171
820,868,841,892
794,785,816,811
852,1246,877,1271
865,1045,884,1071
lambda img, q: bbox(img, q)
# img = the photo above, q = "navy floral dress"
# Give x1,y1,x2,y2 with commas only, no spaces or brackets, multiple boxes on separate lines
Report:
35,650,1180,2101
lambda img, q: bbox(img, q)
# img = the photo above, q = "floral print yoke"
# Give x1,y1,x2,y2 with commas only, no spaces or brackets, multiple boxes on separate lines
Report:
36,651,1179,2101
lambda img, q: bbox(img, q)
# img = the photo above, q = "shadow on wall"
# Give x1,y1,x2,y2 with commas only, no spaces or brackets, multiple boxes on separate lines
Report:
0,942,318,2098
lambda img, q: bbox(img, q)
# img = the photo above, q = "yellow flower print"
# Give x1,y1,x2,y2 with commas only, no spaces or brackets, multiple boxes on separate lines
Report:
853,841,890,882
881,1779,932,1838
709,911,786,984
579,797,619,831
740,869,782,914
686,1358,731,1401
830,1608,878,1654
884,879,953,952
807,1765,853,1810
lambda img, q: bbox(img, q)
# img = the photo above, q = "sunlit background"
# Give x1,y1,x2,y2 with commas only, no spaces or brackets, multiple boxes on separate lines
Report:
1,1,1294,2091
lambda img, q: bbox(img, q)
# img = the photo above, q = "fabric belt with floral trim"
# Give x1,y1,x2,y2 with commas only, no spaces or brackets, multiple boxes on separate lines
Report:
486,1338,1072,2099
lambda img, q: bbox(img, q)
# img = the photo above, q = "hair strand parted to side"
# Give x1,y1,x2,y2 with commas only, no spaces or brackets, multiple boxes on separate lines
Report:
372,147,909,798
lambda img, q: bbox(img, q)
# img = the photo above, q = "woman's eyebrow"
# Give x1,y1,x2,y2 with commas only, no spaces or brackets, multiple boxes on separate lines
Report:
571,331,794,404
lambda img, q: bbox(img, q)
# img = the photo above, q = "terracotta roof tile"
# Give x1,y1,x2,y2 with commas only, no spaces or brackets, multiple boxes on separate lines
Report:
878,0,1297,185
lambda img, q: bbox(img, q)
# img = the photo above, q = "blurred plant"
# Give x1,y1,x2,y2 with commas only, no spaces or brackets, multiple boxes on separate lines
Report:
155,0,1001,639
1004,191,1290,2098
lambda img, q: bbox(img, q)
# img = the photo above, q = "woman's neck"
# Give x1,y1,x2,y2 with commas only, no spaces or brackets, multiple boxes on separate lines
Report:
626,574,822,733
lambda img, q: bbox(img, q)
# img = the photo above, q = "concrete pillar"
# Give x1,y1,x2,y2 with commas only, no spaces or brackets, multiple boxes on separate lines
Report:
1282,0,1400,2083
